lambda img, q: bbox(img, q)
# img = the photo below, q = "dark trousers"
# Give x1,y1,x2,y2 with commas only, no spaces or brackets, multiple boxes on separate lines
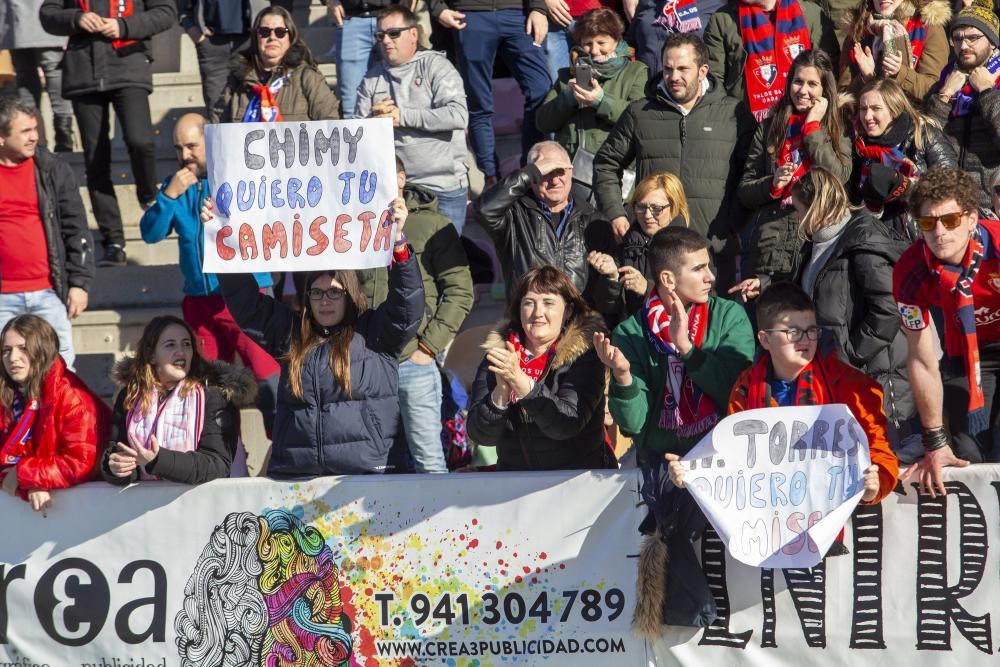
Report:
195,34,248,110
72,87,158,248
942,345,1000,463
454,9,551,178
11,48,73,119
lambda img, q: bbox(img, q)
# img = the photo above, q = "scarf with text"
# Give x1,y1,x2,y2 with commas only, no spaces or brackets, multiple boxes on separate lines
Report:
922,224,989,433
643,293,717,436
770,113,818,203
127,383,205,480
656,0,702,33
940,50,1000,118
507,332,557,403
0,392,37,467
854,112,920,210
739,0,811,121
78,0,137,50
744,350,832,409
243,75,286,122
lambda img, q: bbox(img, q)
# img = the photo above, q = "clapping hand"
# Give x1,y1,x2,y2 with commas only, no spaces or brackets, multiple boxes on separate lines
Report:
487,342,532,399
593,332,631,385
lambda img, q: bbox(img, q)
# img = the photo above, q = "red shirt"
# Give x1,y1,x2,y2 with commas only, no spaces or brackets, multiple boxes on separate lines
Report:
0,158,51,294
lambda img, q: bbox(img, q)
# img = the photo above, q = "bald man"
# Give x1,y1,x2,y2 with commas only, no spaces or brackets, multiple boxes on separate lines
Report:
139,113,280,433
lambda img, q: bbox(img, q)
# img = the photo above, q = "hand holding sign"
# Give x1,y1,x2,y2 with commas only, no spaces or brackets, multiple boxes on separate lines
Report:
665,453,686,488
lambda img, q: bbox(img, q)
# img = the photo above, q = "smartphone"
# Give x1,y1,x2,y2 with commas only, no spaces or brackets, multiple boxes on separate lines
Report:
575,63,594,91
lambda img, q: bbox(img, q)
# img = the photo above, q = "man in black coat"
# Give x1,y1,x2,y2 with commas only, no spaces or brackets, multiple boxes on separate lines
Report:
40,0,176,267
0,98,95,369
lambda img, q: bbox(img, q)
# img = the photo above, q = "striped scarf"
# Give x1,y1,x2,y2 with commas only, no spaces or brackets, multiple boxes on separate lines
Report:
744,350,832,409
923,226,988,434
0,392,36,467
243,75,287,123
907,17,928,67
853,112,920,211
127,383,205,481
739,0,811,122
940,51,1000,118
770,113,817,203
656,0,702,32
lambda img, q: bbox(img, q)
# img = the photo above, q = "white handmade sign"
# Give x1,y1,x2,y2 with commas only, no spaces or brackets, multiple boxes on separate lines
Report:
682,404,872,569
203,119,398,273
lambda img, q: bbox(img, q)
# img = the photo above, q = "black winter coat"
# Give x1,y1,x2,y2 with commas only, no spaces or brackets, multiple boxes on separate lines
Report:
807,212,914,431
101,360,258,485
474,165,618,313
10,147,95,302
39,0,175,97
219,254,423,478
616,216,686,316
468,312,613,471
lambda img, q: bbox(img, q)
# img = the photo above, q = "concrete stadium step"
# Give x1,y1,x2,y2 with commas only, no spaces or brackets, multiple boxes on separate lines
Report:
88,264,185,311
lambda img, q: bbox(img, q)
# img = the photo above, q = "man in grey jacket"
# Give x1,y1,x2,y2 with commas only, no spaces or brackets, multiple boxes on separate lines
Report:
355,6,471,233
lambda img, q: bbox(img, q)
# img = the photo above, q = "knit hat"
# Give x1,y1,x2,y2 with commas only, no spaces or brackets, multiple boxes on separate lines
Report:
952,0,1000,47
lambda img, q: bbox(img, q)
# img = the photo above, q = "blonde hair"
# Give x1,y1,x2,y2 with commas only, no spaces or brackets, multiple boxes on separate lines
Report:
630,172,690,226
857,79,930,151
792,167,853,239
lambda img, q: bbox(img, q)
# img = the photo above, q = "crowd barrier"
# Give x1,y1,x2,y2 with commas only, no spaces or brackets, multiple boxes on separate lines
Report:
1,466,999,666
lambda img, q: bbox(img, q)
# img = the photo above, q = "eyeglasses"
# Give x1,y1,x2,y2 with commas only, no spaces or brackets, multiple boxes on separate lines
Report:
375,26,415,41
951,32,984,46
257,27,289,39
915,210,967,232
308,287,347,302
763,326,823,343
634,203,671,218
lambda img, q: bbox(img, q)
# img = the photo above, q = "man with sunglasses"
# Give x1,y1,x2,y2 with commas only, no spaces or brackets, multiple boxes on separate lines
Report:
892,167,1000,498
924,0,1000,204
355,7,471,234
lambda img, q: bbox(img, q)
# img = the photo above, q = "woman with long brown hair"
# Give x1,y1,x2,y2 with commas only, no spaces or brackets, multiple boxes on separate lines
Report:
101,315,257,485
211,202,424,478
0,315,108,514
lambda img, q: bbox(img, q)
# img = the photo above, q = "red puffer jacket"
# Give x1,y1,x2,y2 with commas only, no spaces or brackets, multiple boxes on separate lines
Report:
0,357,110,499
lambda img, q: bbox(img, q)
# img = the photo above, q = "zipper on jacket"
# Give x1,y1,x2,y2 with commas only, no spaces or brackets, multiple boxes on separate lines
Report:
313,351,324,471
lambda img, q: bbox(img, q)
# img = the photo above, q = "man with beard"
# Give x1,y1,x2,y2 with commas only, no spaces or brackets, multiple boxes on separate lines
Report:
140,113,279,429
592,32,752,291
924,0,1000,204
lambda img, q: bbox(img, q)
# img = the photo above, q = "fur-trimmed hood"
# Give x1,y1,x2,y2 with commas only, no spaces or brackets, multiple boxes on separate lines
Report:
482,311,606,372
110,358,258,408
845,0,951,34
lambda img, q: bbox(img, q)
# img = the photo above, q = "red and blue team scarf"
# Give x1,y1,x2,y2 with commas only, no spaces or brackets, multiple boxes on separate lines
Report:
77,0,137,50
939,51,1000,118
853,114,920,211
506,331,557,403
0,393,37,468
656,0,702,33
643,293,717,437
243,76,287,123
739,0,811,122
770,113,818,203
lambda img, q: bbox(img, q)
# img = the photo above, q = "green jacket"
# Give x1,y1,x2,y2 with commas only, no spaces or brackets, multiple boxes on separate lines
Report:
607,295,754,458
703,0,840,106
535,60,650,157
358,186,474,361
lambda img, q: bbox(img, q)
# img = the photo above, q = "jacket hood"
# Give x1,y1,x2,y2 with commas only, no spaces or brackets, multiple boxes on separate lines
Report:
482,311,606,372
834,211,908,260
110,357,259,407
388,48,447,71
404,184,441,215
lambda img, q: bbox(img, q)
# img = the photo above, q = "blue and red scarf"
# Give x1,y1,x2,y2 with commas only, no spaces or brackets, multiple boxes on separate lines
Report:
739,0,811,121
243,76,287,123
770,113,818,203
940,51,1000,118
853,113,920,211
0,392,37,468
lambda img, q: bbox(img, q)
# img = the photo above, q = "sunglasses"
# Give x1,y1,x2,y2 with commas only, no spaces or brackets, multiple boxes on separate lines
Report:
375,26,414,41
634,203,671,218
257,27,289,39
914,210,967,232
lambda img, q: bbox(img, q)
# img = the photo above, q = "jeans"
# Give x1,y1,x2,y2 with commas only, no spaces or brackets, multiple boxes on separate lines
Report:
0,289,75,370
454,9,551,178
335,16,379,118
195,34,249,109
72,88,158,249
11,48,73,120
432,186,469,236
543,23,573,83
398,358,448,473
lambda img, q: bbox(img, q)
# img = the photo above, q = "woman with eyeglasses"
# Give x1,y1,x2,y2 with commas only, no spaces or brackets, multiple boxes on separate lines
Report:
837,0,951,104
209,6,340,123
208,198,425,478
850,78,956,239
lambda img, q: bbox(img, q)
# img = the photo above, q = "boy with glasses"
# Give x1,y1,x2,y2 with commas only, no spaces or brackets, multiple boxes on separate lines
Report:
923,0,1000,204
893,167,1000,496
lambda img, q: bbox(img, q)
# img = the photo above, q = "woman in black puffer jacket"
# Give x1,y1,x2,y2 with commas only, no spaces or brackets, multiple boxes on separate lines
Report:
851,78,957,240
792,168,915,451
212,199,423,478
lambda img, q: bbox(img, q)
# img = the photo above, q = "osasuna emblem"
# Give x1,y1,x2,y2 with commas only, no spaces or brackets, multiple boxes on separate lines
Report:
988,272,1000,293
754,61,778,88
783,39,805,62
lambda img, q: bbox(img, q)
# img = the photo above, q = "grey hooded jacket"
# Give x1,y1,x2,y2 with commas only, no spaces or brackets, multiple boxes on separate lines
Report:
355,49,470,192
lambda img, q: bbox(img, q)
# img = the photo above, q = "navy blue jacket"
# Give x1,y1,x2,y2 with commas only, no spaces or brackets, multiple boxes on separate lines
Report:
218,254,424,477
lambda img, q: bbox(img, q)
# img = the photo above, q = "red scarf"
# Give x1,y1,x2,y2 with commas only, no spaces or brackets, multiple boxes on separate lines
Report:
643,293,717,436
244,78,286,123
770,113,818,202
77,0,137,50
507,332,557,402
906,17,928,67
922,226,988,432
739,0,811,121
744,352,832,409
0,396,37,468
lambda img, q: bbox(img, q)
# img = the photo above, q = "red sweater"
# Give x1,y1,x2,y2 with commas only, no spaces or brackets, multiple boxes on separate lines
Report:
0,158,51,294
